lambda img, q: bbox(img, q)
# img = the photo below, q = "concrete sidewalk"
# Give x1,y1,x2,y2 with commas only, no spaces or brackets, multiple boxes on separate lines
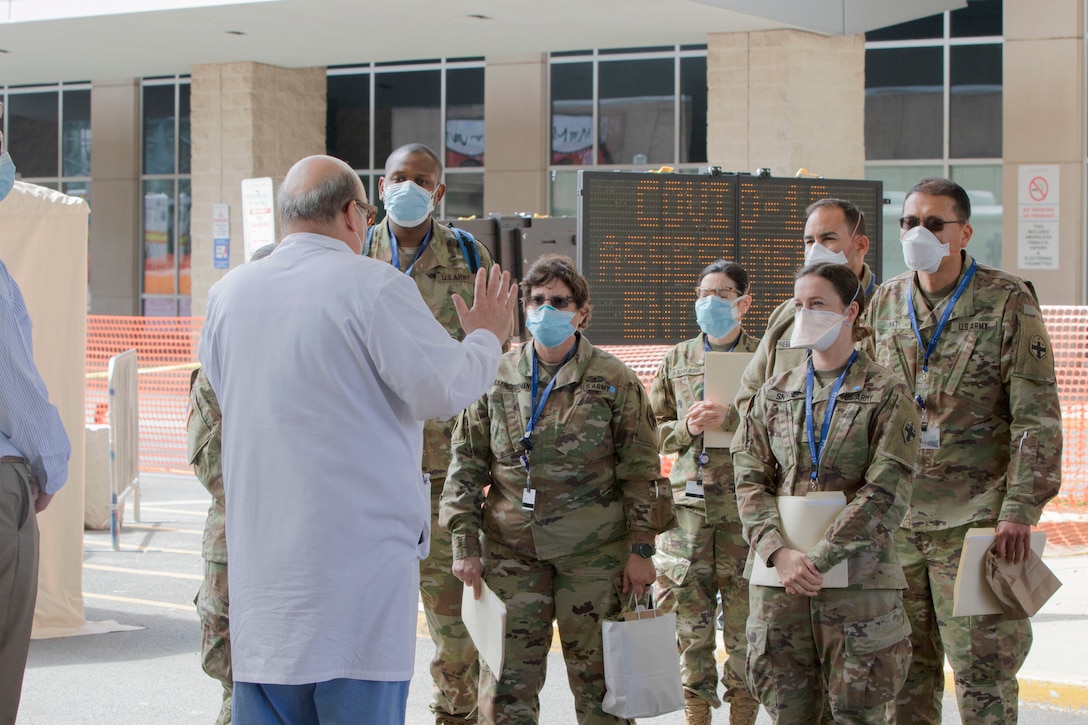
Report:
15,474,1088,723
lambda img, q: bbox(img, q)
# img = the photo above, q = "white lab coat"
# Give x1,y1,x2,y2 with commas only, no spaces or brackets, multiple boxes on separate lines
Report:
198,232,501,684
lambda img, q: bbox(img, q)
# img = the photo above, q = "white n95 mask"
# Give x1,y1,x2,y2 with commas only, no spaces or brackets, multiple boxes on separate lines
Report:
805,242,848,266
790,308,849,352
901,226,950,274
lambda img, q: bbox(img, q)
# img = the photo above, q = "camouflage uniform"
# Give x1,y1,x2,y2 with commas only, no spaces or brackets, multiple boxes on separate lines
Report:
733,263,877,416
731,349,918,724
440,334,674,725
367,217,496,723
868,252,1062,725
648,332,762,720
187,367,231,725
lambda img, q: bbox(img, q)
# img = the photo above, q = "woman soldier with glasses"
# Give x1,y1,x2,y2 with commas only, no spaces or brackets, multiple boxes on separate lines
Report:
440,254,674,725
648,260,763,725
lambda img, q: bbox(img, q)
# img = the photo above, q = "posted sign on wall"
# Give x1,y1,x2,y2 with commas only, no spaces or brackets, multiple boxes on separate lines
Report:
1017,165,1059,270
241,177,276,262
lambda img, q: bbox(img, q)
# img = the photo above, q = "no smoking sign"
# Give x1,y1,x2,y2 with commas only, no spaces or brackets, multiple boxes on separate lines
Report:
1028,176,1049,202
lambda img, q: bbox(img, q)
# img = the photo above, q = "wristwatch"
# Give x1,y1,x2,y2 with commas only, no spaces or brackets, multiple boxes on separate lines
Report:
631,543,656,558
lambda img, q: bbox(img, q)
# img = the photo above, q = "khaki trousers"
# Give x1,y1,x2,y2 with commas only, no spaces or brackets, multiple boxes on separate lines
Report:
0,461,39,725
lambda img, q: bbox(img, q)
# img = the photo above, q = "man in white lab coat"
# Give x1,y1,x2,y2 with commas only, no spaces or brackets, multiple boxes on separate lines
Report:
198,155,516,724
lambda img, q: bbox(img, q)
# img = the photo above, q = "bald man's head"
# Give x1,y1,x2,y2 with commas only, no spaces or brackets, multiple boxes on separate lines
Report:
278,155,364,234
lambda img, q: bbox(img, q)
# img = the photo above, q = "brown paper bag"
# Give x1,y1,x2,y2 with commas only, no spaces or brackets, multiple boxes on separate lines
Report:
984,548,1062,619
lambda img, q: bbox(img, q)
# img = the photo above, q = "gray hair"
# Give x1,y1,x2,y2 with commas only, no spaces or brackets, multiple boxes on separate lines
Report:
250,243,277,261
277,167,359,227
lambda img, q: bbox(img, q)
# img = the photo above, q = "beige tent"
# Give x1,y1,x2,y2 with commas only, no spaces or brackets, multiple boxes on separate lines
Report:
0,181,88,634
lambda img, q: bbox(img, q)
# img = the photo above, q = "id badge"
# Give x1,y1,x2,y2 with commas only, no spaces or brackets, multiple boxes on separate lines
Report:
685,479,705,499
521,488,536,511
920,426,941,450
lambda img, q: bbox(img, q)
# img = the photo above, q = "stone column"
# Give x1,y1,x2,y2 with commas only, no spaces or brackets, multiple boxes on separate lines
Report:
483,54,549,215
89,79,141,315
189,62,326,316
707,29,865,180
1002,0,1084,305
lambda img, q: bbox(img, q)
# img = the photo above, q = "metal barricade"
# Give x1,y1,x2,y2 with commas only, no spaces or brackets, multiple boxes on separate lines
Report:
108,349,141,550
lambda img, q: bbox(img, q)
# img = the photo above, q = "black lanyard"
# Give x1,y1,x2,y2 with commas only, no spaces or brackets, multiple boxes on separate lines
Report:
805,350,858,489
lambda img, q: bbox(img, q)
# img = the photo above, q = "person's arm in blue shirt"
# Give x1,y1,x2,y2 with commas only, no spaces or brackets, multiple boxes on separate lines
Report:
0,260,71,501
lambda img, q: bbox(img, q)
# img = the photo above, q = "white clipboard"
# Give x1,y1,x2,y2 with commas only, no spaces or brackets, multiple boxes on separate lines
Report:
749,492,849,588
461,580,507,677
703,351,755,448
952,527,1047,617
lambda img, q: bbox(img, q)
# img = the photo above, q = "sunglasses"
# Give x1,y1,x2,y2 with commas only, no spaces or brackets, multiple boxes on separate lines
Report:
898,215,967,234
526,294,575,309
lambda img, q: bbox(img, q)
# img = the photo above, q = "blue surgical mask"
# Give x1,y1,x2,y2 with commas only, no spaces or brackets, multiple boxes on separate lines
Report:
526,305,577,348
695,294,745,339
0,153,16,202
383,180,435,228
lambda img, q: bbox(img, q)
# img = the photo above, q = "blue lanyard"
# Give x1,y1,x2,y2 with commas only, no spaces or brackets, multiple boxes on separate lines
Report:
907,259,977,427
518,341,579,475
389,225,434,276
805,350,858,487
907,259,977,375
865,275,876,298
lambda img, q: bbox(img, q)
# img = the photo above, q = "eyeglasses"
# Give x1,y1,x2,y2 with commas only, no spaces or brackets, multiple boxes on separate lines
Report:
898,215,967,233
347,199,378,226
526,294,576,309
695,286,740,300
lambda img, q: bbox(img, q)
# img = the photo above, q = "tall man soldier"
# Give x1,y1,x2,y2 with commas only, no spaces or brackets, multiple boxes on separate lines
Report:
0,123,72,725
366,143,503,725
198,155,516,724
733,198,877,415
187,242,276,725
868,177,1062,724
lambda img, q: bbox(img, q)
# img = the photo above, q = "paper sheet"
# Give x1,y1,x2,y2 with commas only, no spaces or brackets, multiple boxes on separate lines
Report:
749,492,849,588
952,528,1047,616
461,580,507,677
703,352,755,448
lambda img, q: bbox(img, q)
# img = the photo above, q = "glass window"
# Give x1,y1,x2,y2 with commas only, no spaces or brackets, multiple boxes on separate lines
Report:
446,68,485,169
866,14,943,42
373,70,441,168
866,164,943,279
951,164,1003,267
680,57,707,164
8,91,59,178
178,84,191,174
178,178,192,298
865,47,943,160
551,62,593,165
328,74,371,170
598,58,675,165
143,85,176,174
549,169,579,217
951,0,1002,37
143,179,176,296
443,173,484,218
950,44,1002,158
62,89,91,177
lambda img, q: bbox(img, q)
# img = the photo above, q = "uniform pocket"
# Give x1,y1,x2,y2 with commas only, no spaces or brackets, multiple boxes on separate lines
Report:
744,616,778,710
557,393,614,461
829,604,911,712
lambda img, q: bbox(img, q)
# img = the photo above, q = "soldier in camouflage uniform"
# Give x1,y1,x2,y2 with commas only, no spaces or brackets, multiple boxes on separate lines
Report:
732,263,918,724
734,198,878,416
367,143,499,725
648,260,761,725
186,242,276,725
440,254,674,725
867,178,1062,725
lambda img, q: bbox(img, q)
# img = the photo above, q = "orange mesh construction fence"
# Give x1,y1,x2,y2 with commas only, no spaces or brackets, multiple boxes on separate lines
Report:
86,314,1088,505
86,316,201,473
